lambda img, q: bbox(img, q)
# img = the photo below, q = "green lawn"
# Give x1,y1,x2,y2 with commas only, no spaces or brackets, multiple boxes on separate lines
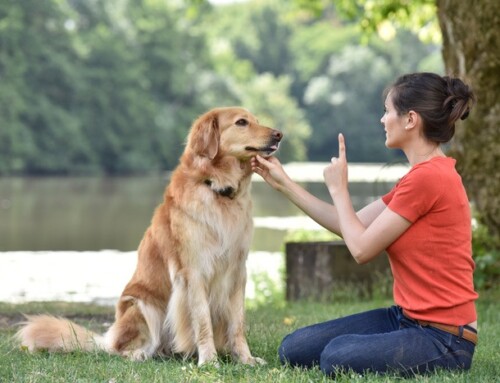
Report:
1,289,498,383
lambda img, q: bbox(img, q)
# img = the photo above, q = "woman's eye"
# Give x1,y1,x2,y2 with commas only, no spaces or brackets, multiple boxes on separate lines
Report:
235,119,248,126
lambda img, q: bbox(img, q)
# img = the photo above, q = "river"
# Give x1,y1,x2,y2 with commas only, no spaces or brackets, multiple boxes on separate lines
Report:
0,162,408,303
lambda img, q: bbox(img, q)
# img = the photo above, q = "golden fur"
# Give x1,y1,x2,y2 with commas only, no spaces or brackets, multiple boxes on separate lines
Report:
16,107,283,366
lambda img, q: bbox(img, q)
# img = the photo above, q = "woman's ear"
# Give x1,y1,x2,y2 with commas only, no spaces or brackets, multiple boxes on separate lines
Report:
405,110,419,131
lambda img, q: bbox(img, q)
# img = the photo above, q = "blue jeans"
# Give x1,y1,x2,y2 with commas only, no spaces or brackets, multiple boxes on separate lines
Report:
278,306,476,377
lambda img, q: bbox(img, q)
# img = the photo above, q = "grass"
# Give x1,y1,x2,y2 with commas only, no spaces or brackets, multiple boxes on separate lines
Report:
0,288,499,383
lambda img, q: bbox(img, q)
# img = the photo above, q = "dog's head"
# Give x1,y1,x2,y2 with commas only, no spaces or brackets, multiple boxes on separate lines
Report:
187,107,283,160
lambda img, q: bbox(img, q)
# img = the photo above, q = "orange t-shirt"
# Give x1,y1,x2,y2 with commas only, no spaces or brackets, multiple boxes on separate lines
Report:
382,157,478,326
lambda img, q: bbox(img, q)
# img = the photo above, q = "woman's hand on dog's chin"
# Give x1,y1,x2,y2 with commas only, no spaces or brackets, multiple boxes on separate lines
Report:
251,155,290,191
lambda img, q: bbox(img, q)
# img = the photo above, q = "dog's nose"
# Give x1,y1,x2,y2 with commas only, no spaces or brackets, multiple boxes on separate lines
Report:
272,130,283,141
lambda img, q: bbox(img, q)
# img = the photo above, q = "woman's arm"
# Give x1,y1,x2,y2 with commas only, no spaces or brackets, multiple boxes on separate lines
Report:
251,156,387,236
324,134,411,263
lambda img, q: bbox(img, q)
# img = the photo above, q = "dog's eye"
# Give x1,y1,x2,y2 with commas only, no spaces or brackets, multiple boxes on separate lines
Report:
235,119,248,127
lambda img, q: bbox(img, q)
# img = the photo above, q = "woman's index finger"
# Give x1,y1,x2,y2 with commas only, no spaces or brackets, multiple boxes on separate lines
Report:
338,133,346,160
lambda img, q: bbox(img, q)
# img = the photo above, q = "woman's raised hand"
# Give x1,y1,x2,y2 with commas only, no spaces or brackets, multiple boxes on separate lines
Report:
323,133,348,196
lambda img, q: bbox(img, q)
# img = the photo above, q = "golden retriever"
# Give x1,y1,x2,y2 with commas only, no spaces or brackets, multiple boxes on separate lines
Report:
16,107,283,366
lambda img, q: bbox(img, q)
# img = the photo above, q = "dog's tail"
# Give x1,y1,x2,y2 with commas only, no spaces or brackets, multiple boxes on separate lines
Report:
16,314,108,353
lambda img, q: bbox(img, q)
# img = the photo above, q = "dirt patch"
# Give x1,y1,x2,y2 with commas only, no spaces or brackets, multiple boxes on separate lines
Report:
0,313,25,329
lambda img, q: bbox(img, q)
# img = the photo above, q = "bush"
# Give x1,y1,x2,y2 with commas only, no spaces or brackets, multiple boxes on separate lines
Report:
472,218,500,289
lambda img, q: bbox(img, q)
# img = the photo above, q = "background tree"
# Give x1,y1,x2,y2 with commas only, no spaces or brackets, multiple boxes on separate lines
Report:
0,1,31,174
436,0,500,244
0,1,93,174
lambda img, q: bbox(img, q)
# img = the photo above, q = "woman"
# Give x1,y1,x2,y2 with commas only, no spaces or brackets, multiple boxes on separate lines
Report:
251,72,478,377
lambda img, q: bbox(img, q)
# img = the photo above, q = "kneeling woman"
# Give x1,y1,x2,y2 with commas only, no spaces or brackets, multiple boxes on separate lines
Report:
251,72,478,377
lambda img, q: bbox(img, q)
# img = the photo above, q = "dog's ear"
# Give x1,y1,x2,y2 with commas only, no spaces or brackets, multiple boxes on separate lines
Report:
188,111,220,160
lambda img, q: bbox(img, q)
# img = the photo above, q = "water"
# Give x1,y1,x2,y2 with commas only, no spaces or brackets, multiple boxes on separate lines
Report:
0,163,408,303
0,163,407,252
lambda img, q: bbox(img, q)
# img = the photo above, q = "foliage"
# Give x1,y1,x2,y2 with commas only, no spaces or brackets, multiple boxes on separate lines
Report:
236,74,311,161
200,0,442,162
0,0,225,175
333,0,441,43
305,30,443,163
472,219,500,290
0,0,93,174
283,228,340,243
247,269,285,310
0,0,442,175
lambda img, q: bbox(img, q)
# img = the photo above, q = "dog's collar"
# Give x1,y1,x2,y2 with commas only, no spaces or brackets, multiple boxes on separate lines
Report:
204,179,236,199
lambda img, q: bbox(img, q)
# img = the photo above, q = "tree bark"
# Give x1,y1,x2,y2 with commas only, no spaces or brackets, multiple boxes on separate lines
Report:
437,0,500,241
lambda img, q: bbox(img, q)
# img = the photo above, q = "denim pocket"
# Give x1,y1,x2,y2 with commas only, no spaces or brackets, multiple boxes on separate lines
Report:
424,326,475,370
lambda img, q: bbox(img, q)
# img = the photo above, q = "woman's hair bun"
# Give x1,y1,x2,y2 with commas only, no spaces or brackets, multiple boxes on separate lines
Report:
443,76,475,124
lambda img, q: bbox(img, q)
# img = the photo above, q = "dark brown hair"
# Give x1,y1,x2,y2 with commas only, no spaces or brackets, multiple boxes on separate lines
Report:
385,72,475,143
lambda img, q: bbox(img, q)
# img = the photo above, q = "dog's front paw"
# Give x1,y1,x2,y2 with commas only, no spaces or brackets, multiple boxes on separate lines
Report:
240,355,267,366
197,352,219,367
122,349,150,361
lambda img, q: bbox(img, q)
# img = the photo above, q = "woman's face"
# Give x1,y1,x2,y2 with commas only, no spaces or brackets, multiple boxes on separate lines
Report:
380,92,408,149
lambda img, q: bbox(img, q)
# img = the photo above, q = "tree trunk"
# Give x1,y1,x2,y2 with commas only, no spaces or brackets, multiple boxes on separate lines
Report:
437,0,500,241
285,241,389,301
